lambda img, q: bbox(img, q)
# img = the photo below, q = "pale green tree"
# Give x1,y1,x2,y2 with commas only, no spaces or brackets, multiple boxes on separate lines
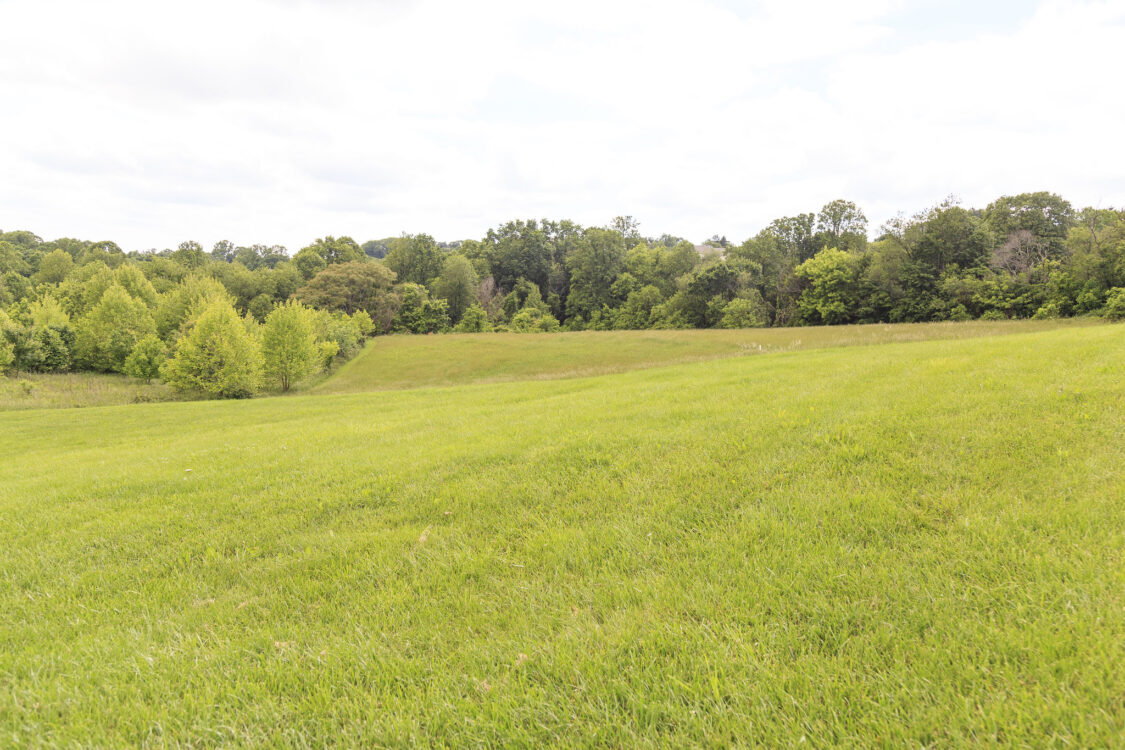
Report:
73,285,157,372
162,299,263,398
262,300,318,391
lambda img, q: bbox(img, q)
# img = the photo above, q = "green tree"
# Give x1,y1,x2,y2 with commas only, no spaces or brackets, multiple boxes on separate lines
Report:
155,274,233,341
74,285,157,372
1104,287,1125,320
32,249,75,286
816,200,868,253
392,283,451,333
453,304,492,332
434,254,478,322
565,228,625,320
385,234,445,288
294,261,397,316
123,335,166,383
719,293,769,328
794,248,862,325
161,299,262,398
262,301,318,391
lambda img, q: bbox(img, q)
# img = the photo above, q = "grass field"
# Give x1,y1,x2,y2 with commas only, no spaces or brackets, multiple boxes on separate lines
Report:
315,318,1098,393
0,371,180,411
1,323,1123,746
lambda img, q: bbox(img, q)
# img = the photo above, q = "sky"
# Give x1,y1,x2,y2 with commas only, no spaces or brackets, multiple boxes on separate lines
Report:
1,0,1123,252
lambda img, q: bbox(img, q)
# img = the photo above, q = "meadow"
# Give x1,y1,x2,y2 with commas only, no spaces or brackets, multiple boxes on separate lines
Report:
1,322,1123,746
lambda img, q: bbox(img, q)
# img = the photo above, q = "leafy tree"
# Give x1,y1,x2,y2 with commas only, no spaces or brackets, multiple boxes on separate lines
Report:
294,261,397,316
565,228,625,320
794,248,862,325
984,192,1074,258
171,241,207,269
510,306,561,332
161,299,262,398
33,249,75,285
453,304,492,332
74,285,157,372
261,301,318,391
35,326,72,372
123,335,166,382
615,285,663,329
1104,287,1125,320
434,254,478,322
0,338,13,374
29,295,70,328
719,294,769,328
392,283,450,333
155,274,233,341
384,234,445,288
816,200,868,253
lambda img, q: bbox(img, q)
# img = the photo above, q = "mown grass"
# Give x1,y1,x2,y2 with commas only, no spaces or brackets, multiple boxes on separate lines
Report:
315,318,1100,393
1,323,1123,746
0,371,180,411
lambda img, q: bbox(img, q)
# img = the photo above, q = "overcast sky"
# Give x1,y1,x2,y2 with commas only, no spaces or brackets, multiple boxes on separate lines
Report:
1,0,1123,252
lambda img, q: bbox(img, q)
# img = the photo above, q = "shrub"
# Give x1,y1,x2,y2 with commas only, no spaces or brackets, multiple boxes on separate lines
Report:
1104,287,1125,321
123,335,167,383
162,299,262,398
453,304,492,333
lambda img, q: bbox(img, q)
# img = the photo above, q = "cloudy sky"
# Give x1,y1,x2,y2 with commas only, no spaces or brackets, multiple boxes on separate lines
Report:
1,0,1123,252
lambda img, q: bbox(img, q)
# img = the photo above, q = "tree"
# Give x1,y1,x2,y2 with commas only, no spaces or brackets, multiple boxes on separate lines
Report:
261,301,318,391
384,234,445,287
719,294,769,328
0,338,13,374
453,304,492,332
392,283,450,333
794,247,862,325
155,274,233,341
294,261,397,316
123,335,166,383
171,241,207,269
434,254,478,322
161,299,262,398
984,192,1074,258
816,200,867,253
565,228,625,320
1104,287,1125,320
33,249,75,285
73,285,157,372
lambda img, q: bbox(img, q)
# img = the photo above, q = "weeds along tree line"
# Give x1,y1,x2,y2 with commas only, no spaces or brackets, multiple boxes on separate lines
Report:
1,191,1124,396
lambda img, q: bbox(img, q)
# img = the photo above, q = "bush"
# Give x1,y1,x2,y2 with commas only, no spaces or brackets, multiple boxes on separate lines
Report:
980,310,1007,321
1104,287,1125,321
453,304,492,333
510,307,560,333
1033,300,1061,320
162,299,262,398
123,335,167,383
0,339,13,374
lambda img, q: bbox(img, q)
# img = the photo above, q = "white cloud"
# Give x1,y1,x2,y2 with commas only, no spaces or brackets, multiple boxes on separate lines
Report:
0,0,1122,250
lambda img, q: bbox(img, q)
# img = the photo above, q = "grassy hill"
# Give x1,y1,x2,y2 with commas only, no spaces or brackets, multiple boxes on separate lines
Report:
1,323,1123,746
314,318,1097,393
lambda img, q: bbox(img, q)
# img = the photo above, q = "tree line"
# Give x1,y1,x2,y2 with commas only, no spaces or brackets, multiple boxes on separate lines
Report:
2,191,1124,396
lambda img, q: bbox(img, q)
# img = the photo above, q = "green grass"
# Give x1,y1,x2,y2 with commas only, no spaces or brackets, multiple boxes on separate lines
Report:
1,323,1123,746
315,318,1099,393
0,371,180,411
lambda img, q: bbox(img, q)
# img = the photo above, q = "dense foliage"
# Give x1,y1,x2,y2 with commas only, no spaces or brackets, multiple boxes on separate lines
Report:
1,191,1123,395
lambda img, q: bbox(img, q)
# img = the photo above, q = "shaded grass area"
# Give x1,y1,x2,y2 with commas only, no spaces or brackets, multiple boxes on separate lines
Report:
316,318,1101,394
1,324,1123,746
0,371,180,411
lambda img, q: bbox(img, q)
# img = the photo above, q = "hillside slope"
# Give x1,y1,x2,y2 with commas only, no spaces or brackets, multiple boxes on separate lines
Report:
314,318,1097,393
1,325,1123,746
